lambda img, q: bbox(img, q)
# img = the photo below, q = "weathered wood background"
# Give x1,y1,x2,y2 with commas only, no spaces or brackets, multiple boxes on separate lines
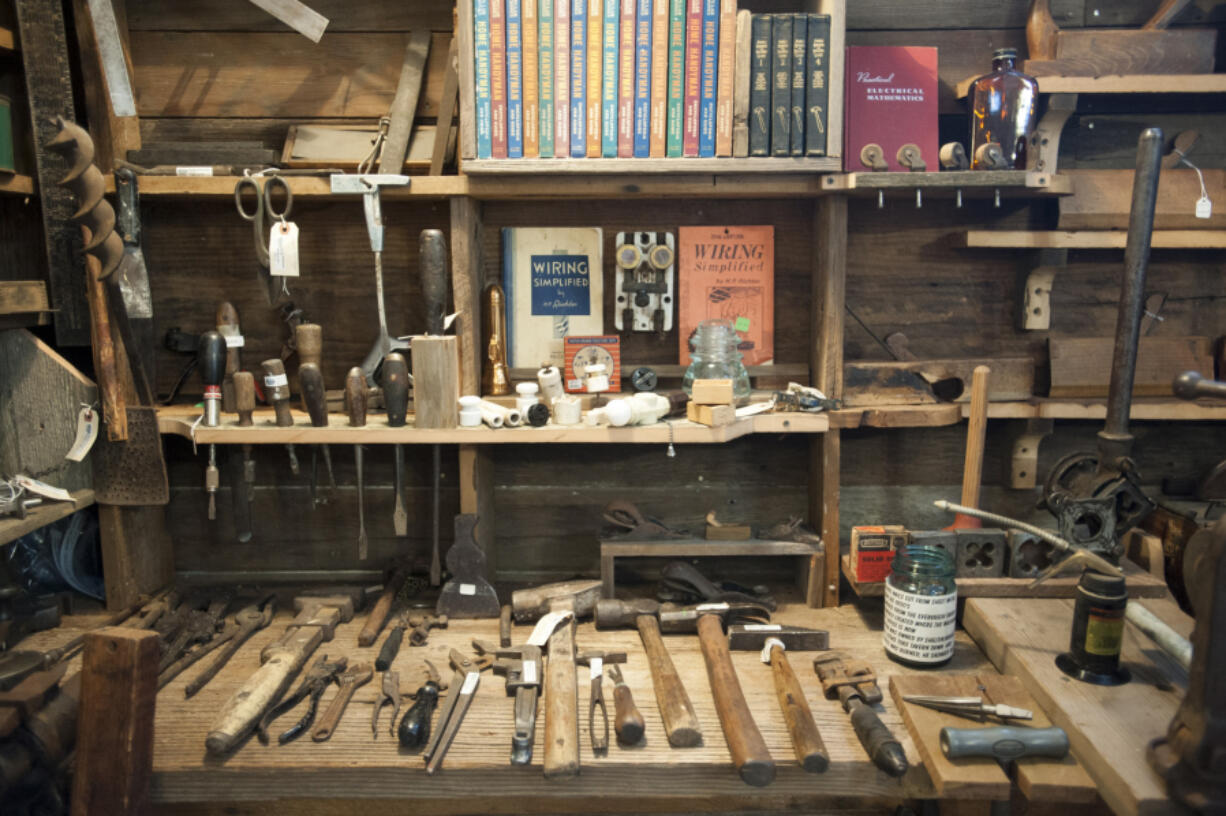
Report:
12,0,1226,585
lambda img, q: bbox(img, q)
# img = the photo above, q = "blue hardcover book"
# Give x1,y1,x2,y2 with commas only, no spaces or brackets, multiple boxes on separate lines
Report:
633,0,652,157
570,0,587,156
539,0,555,157
507,0,524,157
698,0,718,157
474,0,493,158
601,0,619,156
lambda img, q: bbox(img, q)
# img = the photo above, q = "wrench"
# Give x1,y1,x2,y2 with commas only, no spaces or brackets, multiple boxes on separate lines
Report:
312,662,373,741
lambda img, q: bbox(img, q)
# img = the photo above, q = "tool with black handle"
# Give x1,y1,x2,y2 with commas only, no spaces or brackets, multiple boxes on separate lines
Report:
345,366,369,560
420,229,449,586
199,331,225,520
376,614,408,672
813,653,908,778
398,659,444,749
261,358,299,475
607,664,645,745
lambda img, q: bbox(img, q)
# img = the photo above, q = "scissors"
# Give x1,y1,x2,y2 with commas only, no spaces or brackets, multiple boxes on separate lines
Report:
234,174,293,302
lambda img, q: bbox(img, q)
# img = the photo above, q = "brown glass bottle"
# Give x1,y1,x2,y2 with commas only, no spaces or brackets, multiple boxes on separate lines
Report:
967,48,1038,170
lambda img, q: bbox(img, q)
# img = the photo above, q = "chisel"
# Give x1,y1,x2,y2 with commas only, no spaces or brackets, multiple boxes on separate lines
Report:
233,370,256,543
345,366,369,560
295,323,334,503
420,229,448,587
216,301,242,413
299,363,334,517
261,358,300,476
382,352,410,543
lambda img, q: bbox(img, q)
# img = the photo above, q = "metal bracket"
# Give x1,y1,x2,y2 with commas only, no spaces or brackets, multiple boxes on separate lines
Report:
1010,418,1054,489
329,174,410,252
1024,268,1056,331
1028,93,1078,175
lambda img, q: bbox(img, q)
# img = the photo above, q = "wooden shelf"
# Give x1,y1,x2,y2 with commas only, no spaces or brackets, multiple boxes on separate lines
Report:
0,489,95,547
601,537,822,598
956,72,1226,99
831,398,1226,429
841,554,1167,599
156,405,828,444
0,173,35,196
463,157,841,174
962,229,1226,249
0,25,15,53
822,170,1071,196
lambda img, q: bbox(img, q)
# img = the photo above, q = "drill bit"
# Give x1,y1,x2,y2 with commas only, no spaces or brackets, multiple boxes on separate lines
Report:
357,445,368,560
205,444,219,520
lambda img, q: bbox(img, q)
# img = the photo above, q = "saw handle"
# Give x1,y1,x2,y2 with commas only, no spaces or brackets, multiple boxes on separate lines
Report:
768,646,828,772
398,680,440,749
612,679,645,745
695,614,775,787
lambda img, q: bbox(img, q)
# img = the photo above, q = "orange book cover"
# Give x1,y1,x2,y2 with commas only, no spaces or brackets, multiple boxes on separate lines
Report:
677,225,774,366
523,0,540,156
649,0,668,156
714,0,736,156
586,0,603,156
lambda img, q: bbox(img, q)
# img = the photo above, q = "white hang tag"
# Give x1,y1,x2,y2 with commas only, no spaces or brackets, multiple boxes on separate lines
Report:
222,332,245,348
14,475,74,503
65,406,99,462
269,222,300,277
588,656,603,679
527,610,574,647
460,671,480,695
459,583,476,596
443,311,460,331
264,372,288,389
522,660,537,684
175,166,213,177
1196,195,1212,219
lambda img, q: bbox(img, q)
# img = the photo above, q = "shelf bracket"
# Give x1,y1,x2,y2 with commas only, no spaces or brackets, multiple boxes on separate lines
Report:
1029,93,1078,175
1023,249,1065,331
1009,418,1054,489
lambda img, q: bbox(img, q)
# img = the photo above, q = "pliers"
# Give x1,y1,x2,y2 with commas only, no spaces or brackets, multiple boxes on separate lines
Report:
372,670,401,737
257,654,348,745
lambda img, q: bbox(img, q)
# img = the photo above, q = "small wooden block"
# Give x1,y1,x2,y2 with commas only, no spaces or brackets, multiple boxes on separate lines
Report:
690,379,734,405
686,402,735,427
705,524,752,541
72,627,159,816
412,335,460,429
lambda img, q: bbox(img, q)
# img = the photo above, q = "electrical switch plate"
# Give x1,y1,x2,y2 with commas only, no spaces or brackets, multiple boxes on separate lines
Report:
614,231,674,333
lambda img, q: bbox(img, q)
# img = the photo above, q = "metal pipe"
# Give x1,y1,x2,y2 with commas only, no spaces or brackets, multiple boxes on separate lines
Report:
1100,128,1163,461
1173,371,1226,401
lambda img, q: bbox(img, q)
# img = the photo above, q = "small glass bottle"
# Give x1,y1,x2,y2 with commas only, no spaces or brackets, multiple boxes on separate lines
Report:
967,48,1039,170
883,544,957,668
682,319,751,400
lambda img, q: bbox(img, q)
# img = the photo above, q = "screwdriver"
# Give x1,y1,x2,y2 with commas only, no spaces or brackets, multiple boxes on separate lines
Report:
382,352,410,544
420,229,448,587
398,660,442,750
260,358,299,475
345,366,368,560
298,362,334,512
296,323,335,504
198,330,225,521
216,301,241,413
232,370,256,543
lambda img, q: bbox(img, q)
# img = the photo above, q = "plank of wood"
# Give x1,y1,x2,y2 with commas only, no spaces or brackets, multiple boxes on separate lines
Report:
1023,28,1217,76
247,0,328,42
0,24,16,52
72,626,159,816
889,674,1010,799
450,195,483,395
411,335,459,429
0,173,35,195
280,124,440,170
1061,168,1226,230
825,170,1068,193
125,1,450,31
462,157,842,174
963,229,1226,249
0,489,95,547
456,0,475,161
0,279,49,313
842,555,1168,599
129,32,451,119
378,29,431,173
431,36,460,175
957,72,1226,98
963,597,1186,816
843,358,1034,406
830,403,963,429
1049,336,1213,398
71,0,141,172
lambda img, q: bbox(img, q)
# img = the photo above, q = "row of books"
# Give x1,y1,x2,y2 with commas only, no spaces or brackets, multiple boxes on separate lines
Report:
471,1,831,159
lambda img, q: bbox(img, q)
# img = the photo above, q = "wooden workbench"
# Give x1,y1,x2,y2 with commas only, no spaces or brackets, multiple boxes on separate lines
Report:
22,596,1111,815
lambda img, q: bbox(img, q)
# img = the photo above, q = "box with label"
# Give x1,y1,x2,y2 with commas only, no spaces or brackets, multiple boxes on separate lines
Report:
849,524,908,583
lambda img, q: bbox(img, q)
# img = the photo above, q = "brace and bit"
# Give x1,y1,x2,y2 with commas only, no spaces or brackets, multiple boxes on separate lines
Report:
257,655,348,745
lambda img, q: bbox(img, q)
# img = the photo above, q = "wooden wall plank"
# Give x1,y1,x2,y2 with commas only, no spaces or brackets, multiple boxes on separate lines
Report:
126,0,454,32
130,32,452,119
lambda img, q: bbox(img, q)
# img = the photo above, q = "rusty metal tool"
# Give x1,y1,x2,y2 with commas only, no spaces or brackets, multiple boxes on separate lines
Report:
344,365,369,560
375,611,446,672
593,598,703,749
312,661,372,742
729,624,830,773
423,648,493,774
257,654,348,745
206,592,358,755
499,604,513,647
372,669,401,738
159,595,228,673
813,653,908,778
158,620,236,691
475,639,543,765
420,229,449,585
437,514,500,619
607,664,645,746
578,649,627,756
185,595,277,698
903,695,1033,722
358,565,408,647
382,351,410,541
261,358,300,476
398,660,445,750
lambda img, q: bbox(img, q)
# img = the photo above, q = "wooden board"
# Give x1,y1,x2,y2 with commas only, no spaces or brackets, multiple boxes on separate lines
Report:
841,554,1169,599
462,157,842,174
963,597,1187,816
0,279,50,313
411,335,459,429
281,124,442,170
600,537,821,597
129,31,452,119
1049,336,1213,398
889,674,1097,802
1024,28,1217,76
125,1,452,32
20,601,1006,810
843,358,1034,407
1061,169,1226,231
962,230,1226,249
955,72,1226,98
0,489,95,547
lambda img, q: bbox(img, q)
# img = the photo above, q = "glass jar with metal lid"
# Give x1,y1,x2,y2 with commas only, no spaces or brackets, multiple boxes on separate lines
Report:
883,544,958,668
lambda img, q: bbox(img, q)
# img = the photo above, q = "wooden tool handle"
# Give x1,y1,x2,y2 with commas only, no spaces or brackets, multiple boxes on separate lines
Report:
382,352,409,427
612,682,645,745
344,367,367,427
83,248,127,441
1026,0,1058,61
358,568,406,647
298,363,329,427
294,323,323,368
959,365,991,510
234,371,255,427
543,612,578,779
695,614,775,787
769,646,829,772
635,615,702,748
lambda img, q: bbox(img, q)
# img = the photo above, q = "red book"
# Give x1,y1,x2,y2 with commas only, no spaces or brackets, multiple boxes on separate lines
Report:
491,0,509,158
617,0,636,157
843,46,939,172
682,0,702,156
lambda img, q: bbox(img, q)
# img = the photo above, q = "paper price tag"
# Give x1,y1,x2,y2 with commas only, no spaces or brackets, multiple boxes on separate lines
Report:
522,661,537,684
459,583,476,596
460,671,480,695
65,406,99,462
741,624,781,632
269,222,300,277
589,656,603,679
175,166,213,177
223,333,245,348
15,475,74,503
1197,195,1213,219
264,373,288,388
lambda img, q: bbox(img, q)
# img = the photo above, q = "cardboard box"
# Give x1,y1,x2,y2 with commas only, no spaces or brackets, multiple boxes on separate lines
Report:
849,525,908,583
